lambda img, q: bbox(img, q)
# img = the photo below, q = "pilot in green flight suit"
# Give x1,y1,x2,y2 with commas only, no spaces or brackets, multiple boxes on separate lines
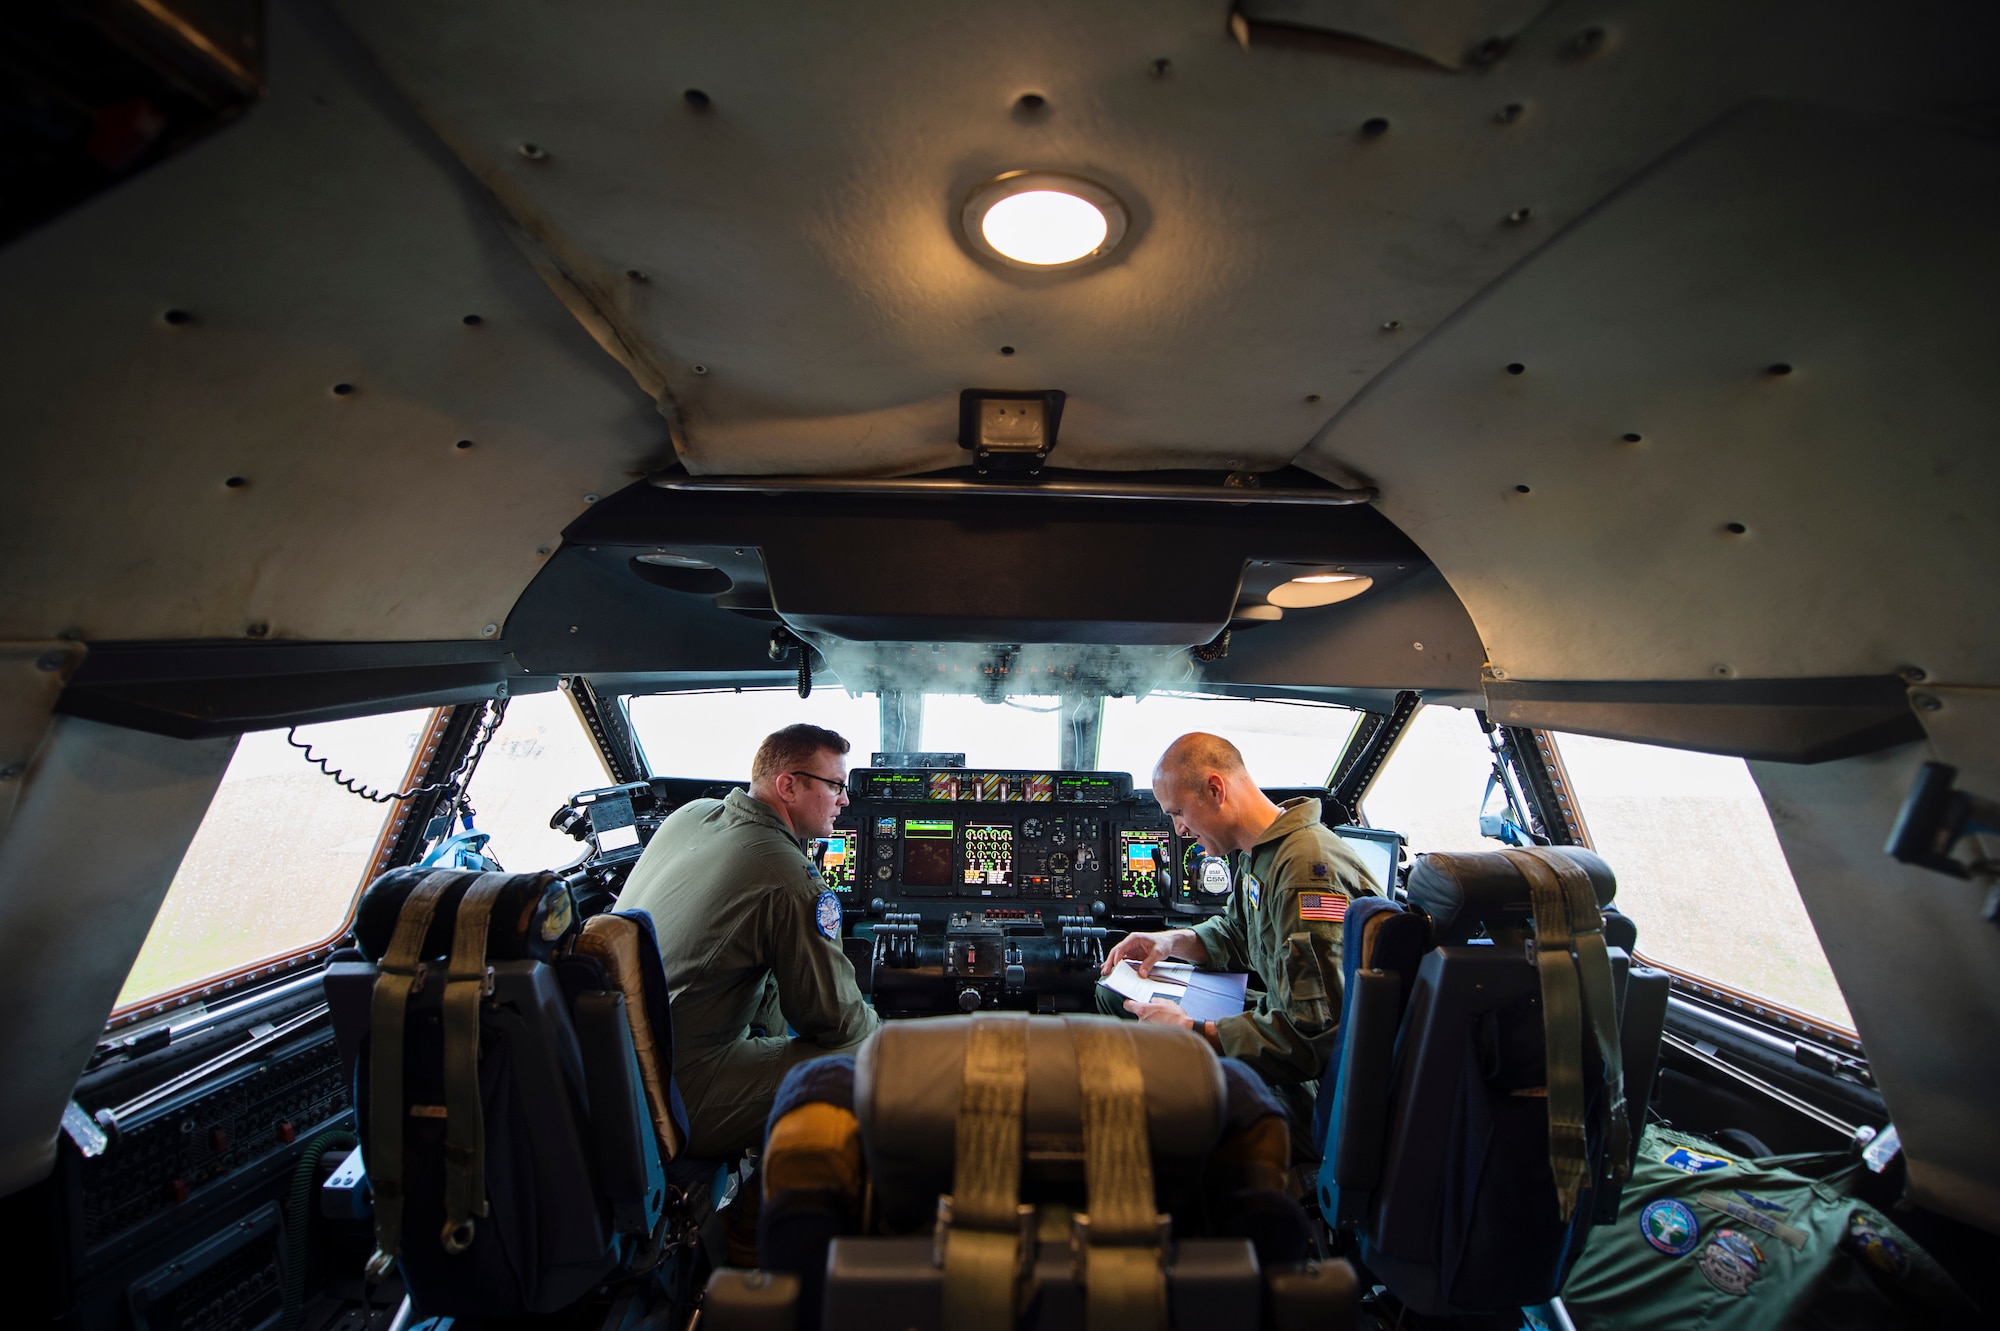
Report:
616,723,879,1158
1099,731,1380,1150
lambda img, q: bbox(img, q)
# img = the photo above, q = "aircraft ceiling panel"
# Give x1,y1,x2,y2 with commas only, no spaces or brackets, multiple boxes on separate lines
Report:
0,0,664,645
325,0,1999,477
1304,101,2000,686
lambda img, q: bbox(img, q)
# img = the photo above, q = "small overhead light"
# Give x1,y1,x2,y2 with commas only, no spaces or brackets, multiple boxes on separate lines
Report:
963,172,1128,270
1267,572,1374,609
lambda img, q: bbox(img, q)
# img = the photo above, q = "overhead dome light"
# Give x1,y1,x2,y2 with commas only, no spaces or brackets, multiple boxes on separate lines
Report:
1267,572,1374,609
963,171,1128,270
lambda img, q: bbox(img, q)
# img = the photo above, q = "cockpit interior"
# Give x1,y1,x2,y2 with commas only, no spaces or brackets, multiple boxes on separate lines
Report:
3,2,1998,1330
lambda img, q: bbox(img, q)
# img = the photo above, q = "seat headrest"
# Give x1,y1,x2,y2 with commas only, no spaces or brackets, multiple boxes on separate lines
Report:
352,866,576,963
1406,847,1615,943
853,1015,1227,1233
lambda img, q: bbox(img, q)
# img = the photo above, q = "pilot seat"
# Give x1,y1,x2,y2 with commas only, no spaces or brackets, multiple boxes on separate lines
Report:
323,866,724,1323
1317,845,1671,1318
700,1013,1360,1331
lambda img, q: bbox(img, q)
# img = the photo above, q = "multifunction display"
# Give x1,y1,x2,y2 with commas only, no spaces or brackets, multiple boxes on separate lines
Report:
810,832,856,892
963,824,1015,893
902,819,956,891
1118,830,1169,902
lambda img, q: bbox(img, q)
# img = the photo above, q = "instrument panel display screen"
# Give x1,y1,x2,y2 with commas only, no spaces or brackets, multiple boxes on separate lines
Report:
902,819,956,889
963,824,1014,893
811,834,855,891
1118,831,1168,901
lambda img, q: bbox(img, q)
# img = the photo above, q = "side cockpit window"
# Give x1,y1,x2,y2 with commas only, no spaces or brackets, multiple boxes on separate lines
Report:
456,689,616,873
1359,704,1503,854
1547,733,1854,1031
117,708,436,1011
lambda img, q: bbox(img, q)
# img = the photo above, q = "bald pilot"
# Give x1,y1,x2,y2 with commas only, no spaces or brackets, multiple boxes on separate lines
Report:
617,723,879,1157
1099,732,1380,1146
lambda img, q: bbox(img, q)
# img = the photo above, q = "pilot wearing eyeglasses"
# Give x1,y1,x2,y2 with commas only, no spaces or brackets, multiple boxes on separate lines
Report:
616,722,878,1158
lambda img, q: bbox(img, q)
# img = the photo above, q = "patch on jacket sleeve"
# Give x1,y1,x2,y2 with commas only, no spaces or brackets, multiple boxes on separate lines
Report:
815,890,843,940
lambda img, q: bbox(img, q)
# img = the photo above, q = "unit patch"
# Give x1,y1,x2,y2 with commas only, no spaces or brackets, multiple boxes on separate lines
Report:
1662,1145,1734,1175
1697,1229,1765,1296
1244,873,1263,910
1298,892,1349,923
1639,1199,1701,1256
1846,1213,1909,1279
815,890,842,940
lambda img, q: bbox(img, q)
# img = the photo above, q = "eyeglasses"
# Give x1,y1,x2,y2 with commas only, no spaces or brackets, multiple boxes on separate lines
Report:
789,771,848,797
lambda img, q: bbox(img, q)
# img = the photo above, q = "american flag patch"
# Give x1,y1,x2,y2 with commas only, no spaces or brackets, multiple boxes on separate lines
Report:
1298,893,1348,922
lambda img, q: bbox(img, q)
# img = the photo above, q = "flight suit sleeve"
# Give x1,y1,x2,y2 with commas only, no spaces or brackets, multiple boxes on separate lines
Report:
1210,837,1350,1085
760,863,881,1050
1188,881,1252,972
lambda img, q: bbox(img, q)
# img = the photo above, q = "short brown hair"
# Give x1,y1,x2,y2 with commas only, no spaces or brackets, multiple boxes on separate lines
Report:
751,723,851,782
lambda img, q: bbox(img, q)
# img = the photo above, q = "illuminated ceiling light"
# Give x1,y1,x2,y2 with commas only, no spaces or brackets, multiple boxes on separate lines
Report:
1267,572,1375,609
963,172,1128,270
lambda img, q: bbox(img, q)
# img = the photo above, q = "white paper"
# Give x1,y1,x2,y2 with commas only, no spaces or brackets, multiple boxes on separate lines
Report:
1102,960,1185,1004
1100,961,1250,1023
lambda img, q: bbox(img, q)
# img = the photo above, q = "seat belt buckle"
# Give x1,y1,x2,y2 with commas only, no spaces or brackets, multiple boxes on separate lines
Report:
1068,1211,1174,1281
932,1195,1037,1269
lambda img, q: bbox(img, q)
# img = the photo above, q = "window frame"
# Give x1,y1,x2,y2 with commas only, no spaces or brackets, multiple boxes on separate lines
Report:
104,706,451,1031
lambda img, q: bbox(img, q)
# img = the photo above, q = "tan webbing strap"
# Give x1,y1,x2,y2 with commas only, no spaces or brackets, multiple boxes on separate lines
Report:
1504,849,1591,1221
1542,851,1631,1187
1065,1018,1167,1331
940,1013,1031,1331
365,870,460,1277
440,872,512,1254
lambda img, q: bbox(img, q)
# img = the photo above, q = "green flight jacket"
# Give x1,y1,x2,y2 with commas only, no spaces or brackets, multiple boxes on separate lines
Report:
1561,1126,1972,1329
615,788,879,1095
1190,797,1380,1084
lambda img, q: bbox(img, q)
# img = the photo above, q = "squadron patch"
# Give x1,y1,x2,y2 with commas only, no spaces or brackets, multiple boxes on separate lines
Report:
814,890,842,940
1661,1144,1734,1176
1846,1213,1909,1279
1639,1198,1701,1257
1244,873,1263,910
1696,1229,1764,1296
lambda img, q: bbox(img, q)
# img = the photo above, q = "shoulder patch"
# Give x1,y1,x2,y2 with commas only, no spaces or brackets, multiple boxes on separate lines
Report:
1311,861,1329,879
814,890,843,941
1298,892,1348,923
1243,872,1262,910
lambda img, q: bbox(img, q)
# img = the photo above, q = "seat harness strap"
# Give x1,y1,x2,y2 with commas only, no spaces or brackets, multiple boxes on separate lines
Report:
1066,1017,1168,1331
364,870,460,1278
440,871,511,1254
1504,849,1630,1221
940,1012,1031,1331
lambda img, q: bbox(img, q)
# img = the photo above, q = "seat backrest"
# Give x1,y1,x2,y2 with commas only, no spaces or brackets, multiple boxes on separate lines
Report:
758,1016,1317,1331
324,867,665,1319
575,909,689,1162
1321,846,1664,1316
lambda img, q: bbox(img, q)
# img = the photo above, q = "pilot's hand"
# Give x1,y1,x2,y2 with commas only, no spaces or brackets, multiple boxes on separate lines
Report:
1123,998,1193,1030
1101,929,1174,978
